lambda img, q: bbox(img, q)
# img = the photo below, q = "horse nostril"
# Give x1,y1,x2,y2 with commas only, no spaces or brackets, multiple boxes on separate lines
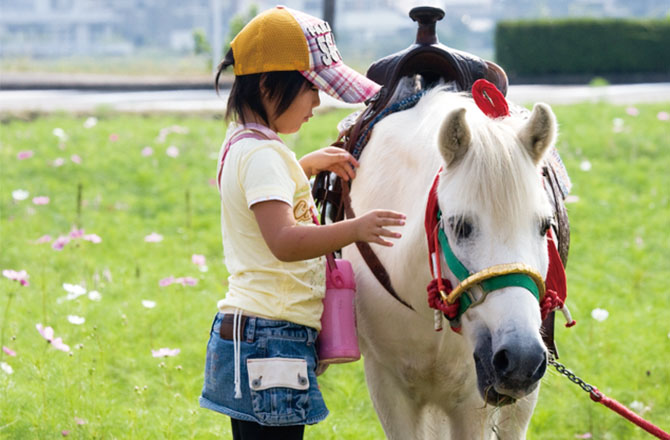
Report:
531,352,548,381
492,349,512,376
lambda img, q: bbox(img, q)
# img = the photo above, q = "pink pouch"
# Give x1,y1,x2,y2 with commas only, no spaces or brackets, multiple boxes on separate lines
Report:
317,257,361,364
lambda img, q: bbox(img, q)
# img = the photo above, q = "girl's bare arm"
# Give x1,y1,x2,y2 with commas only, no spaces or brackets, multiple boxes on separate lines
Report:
251,200,405,262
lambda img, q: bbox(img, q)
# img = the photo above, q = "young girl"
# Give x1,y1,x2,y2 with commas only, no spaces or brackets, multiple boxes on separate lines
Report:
199,6,405,440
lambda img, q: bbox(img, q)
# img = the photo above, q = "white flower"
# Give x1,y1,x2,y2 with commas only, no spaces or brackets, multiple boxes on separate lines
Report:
579,160,592,172
612,118,625,133
144,232,163,243
629,400,650,414
166,146,179,158
63,283,87,300
52,127,67,140
88,290,102,301
12,189,29,201
1,362,13,375
591,308,609,322
142,300,156,309
67,315,85,325
83,117,98,128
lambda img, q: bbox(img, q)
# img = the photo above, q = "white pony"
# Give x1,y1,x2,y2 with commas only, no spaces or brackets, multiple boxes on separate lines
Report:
344,82,558,439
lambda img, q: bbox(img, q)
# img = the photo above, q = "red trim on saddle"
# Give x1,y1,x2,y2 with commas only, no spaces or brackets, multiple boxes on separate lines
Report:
472,79,509,119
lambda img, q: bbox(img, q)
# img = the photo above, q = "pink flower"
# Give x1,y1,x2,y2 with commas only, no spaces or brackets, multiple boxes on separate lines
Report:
178,277,198,286
33,196,50,205
109,133,119,142
52,235,71,250
36,235,53,244
71,154,82,164
151,347,180,358
159,276,175,287
52,158,65,167
62,430,70,437
144,232,163,243
141,146,154,157
74,417,87,425
658,111,670,121
2,346,16,356
192,254,206,266
36,323,70,352
83,234,102,243
2,269,29,286
625,106,639,116
70,229,85,239
17,150,34,160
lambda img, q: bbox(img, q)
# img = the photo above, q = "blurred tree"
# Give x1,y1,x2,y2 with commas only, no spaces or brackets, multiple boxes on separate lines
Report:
192,28,211,55
224,4,259,55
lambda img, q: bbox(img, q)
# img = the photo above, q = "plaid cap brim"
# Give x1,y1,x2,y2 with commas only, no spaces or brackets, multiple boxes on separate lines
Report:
301,63,381,104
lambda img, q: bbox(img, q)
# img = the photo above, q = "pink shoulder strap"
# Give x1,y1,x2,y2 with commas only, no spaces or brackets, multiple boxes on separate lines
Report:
216,124,281,191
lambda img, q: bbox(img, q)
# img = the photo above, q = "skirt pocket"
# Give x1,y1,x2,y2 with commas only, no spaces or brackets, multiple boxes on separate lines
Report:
247,357,311,425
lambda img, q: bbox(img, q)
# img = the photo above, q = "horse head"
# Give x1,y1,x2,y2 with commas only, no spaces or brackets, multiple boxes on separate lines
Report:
436,101,558,405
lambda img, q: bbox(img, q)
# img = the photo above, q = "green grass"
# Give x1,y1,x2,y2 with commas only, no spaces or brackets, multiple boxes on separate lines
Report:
0,102,668,439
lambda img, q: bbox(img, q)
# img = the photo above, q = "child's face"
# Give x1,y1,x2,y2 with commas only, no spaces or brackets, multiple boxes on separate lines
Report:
268,84,320,134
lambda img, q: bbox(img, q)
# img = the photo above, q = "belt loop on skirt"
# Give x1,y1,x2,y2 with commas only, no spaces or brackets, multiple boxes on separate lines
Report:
306,327,317,346
245,316,256,343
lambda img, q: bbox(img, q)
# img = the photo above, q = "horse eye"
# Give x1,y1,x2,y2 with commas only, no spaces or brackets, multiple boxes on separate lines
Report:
540,217,553,236
448,216,473,240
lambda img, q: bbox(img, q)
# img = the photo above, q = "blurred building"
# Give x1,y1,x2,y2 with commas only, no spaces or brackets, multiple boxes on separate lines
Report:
0,0,667,59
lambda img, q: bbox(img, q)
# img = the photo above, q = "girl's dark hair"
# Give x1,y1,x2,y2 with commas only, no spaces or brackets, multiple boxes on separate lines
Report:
215,49,310,125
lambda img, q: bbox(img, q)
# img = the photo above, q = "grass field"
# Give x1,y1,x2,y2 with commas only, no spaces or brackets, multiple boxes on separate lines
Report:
0,101,669,439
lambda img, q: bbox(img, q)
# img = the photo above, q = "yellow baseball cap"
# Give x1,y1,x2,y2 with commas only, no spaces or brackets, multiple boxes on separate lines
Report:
230,6,381,103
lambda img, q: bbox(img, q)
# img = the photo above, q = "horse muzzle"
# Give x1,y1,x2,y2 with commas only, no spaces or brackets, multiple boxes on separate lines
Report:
473,328,547,406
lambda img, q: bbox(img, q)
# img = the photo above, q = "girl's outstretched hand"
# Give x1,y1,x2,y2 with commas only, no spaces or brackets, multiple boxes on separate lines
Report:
355,210,406,246
299,146,359,181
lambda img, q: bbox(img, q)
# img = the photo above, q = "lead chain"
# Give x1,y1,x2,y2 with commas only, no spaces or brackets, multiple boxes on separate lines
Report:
549,357,598,397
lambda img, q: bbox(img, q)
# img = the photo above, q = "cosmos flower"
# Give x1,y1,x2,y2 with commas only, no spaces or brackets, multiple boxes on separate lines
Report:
83,117,98,128
591,308,609,322
12,189,29,201
1,362,13,375
166,146,179,158
657,111,670,121
2,346,16,356
67,315,85,325
52,235,71,250
83,234,102,243
17,150,34,160
36,323,70,352
71,154,82,164
192,254,206,266
88,291,102,301
2,269,29,286
151,348,180,358
33,196,50,205
36,235,53,244
141,146,154,157
142,300,157,309
144,232,163,243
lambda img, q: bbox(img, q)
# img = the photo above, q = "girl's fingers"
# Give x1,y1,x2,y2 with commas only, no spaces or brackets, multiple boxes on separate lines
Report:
376,227,402,239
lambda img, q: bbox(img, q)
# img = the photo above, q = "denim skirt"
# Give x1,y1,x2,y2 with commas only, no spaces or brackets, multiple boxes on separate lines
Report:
199,312,329,426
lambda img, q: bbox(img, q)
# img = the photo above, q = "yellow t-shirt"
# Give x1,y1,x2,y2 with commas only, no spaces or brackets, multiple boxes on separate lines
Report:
216,124,326,330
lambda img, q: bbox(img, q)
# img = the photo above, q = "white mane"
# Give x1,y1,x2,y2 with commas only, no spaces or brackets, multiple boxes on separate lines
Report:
414,86,551,237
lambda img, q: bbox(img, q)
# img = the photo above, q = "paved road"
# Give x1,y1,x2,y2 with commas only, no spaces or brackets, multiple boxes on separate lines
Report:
1,83,669,114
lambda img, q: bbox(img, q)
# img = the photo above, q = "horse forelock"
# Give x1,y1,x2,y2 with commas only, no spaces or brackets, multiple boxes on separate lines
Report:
418,89,551,236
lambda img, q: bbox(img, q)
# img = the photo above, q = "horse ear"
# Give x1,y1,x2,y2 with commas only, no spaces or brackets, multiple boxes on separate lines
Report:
438,108,471,167
519,103,557,164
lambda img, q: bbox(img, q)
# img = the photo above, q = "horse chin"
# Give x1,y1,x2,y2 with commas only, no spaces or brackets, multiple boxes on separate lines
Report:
482,386,517,406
